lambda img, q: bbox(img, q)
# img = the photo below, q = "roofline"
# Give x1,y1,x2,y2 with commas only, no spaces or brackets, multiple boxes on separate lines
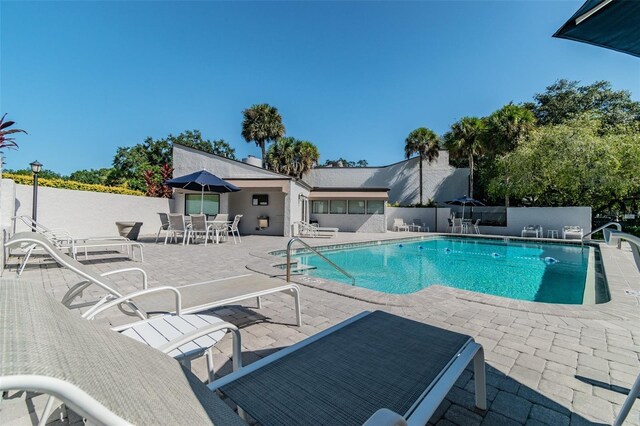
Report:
173,142,292,179
312,151,449,170
312,187,390,192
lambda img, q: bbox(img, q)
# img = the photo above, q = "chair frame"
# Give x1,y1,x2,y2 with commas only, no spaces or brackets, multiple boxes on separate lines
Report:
393,218,410,232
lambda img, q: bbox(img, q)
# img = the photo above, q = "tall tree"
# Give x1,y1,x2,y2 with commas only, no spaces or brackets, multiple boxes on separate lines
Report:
404,127,440,205
168,130,236,159
266,137,320,179
0,113,27,152
323,158,368,167
444,117,485,198
527,79,640,132
484,103,536,156
241,104,286,168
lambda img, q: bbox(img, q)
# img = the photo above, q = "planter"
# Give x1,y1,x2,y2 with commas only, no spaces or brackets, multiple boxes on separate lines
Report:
115,221,143,240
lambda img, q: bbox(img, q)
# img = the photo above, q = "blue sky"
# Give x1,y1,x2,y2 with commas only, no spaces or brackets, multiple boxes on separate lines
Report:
1,1,639,175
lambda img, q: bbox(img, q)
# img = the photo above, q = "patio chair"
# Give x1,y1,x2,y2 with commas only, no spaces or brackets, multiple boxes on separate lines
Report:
411,218,428,232
165,213,189,245
563,225,584,240
187,214,213,246
227,214,243,244
155,212,170,243
12,216,144,272
5,232,303,327
393,218,410,232
0,279,486,426
297,221,319,237
452,217,464,234
472,219,481,234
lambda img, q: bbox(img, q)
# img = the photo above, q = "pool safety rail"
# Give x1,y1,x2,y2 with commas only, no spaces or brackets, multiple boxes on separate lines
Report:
286,238,356,286
582,222,622,247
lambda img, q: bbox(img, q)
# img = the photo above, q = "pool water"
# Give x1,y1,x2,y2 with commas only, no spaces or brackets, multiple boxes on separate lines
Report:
292,238,599,304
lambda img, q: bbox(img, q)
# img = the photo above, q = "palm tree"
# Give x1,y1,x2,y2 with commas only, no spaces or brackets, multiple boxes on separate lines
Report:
241,104,286,168
266,137,319,179
485,103,536,155
444,117,485,198
0,113,27,151
404,127,440,205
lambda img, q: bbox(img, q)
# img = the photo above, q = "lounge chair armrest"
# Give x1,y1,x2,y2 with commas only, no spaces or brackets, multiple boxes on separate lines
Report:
362,409,407,426
100,268,148,289
83,286,182,320
157,322,243,372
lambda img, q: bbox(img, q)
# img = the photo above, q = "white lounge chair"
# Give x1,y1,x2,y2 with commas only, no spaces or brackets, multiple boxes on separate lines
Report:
521,225,542,238
12,216,144,273
563,225,584,240
297,221,338,238
0,279,486,426
393,218,410,232
5,232,302,326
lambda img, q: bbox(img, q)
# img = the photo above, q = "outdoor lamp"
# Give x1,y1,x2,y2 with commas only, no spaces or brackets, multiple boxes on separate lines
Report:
30,160,43,231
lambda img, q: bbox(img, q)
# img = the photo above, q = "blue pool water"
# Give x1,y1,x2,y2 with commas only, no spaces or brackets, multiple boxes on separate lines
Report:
292,238,596,304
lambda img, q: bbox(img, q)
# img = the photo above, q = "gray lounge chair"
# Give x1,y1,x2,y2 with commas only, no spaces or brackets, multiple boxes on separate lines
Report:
0,279,486,426
5,232,302,326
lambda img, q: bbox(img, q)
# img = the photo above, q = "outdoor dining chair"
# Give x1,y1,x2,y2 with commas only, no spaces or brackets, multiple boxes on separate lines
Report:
227,214,243,244
155,212,170,243
165,213,189,245
187,214,213,246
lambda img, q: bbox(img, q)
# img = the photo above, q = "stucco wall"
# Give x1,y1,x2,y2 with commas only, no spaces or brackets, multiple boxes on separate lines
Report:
173,144,285,179
478,207,592,238
386,207,452,232
286,181,310,237
228,189,286,236
12,184,173,238
310,213,386,233
305,154,469,205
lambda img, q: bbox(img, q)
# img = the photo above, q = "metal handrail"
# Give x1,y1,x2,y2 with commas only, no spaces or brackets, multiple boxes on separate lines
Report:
582,221,622,247
286,237,355,286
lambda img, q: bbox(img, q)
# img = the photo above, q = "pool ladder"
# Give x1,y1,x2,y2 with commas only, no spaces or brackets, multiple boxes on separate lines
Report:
581,222,622,248
286,238,356,286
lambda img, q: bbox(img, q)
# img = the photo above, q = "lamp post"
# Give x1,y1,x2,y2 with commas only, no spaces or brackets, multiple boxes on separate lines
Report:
30,161,42,231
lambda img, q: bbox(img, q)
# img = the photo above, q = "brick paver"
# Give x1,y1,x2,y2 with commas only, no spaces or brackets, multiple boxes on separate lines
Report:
2,232,640,425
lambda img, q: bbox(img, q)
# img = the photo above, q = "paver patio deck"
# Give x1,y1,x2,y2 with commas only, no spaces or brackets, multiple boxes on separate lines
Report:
2,231,639,425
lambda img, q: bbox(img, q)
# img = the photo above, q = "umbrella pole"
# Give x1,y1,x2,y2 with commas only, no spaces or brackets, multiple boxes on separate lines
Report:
200,186,204,214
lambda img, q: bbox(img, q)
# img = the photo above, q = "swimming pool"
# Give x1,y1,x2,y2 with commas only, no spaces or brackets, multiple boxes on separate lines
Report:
285,237,608,304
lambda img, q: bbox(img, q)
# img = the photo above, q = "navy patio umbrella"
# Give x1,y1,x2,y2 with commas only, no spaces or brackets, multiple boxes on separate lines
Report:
553,0,640,57
445,196,485,220
165,170,241,214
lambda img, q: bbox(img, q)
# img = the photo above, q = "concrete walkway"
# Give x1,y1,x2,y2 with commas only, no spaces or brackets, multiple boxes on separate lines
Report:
2,232,640,425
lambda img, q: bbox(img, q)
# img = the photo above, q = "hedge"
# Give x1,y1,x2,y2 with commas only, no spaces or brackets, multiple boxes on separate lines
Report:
2,173,146,196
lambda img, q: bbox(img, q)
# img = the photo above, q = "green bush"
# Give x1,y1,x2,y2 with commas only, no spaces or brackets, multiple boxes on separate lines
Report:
3,173,145,196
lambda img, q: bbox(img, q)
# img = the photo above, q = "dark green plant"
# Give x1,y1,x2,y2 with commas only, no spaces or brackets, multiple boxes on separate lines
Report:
0,113,27,152
444,117,485,198
241,104,285,168
405,127,440,205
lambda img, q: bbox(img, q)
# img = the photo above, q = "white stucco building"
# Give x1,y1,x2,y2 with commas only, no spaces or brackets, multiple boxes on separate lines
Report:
173,143,469,236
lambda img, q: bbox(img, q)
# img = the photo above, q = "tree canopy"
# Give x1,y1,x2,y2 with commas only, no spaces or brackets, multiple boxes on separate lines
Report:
266,137,320,178
241,104,285,168
405,127,440,205
323,158,368,167
444,117,485,198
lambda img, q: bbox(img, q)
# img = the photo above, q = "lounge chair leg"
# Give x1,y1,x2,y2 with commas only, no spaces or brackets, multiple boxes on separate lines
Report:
18,245,35,276
291,287,302,326
473,347,487,410
256,296,262,309
205,348,215,384
39,396,58,426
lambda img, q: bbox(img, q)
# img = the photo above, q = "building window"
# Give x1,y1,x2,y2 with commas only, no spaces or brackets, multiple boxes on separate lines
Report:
312,200,328,214
185,194,220,216
366,200,384,214
348,200,365,214
330,200,347,214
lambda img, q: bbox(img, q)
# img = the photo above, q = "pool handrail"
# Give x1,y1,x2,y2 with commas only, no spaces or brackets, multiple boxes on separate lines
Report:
286,237,356,286
582,222,622,247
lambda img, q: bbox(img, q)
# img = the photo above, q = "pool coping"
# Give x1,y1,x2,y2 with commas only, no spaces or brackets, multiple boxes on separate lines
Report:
245,233,640,321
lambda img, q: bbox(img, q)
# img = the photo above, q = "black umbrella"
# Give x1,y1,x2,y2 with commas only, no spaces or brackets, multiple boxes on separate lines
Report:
553,0,640,57
165,170,240,214
445,196,485,220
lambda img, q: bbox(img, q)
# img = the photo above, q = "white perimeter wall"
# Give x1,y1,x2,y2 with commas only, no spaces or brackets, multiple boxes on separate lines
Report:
311,213,386,233
10,184,173,237
386,207,452,232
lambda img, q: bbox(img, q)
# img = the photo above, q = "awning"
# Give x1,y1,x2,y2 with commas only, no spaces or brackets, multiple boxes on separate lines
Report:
553,0,640,57
309,191,388,200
